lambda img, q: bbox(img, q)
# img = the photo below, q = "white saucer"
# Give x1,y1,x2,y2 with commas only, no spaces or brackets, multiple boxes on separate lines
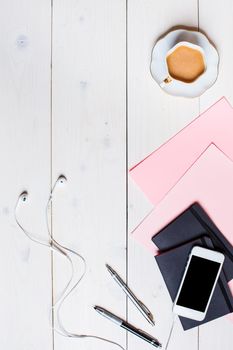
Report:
150,29,219,98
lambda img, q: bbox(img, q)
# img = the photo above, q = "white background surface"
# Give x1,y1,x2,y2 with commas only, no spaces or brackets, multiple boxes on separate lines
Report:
0,0,232,349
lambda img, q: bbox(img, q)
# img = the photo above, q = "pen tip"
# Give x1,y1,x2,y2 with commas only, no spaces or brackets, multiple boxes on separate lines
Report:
93,306,97,310
105,264,115,274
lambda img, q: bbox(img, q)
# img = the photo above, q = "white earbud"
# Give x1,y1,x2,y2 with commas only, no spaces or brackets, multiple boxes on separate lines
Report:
19,191,28,202
57,175,67,187
14,175,122,350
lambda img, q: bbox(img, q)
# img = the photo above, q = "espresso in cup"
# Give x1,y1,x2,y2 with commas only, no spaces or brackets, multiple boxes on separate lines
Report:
166,43,206,83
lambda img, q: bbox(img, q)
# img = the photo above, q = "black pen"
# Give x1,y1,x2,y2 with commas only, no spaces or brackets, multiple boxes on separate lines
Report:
94,306,162,348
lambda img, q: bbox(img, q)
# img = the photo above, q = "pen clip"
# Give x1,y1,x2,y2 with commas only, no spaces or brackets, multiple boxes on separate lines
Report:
138,329,161,347
138,300,154,320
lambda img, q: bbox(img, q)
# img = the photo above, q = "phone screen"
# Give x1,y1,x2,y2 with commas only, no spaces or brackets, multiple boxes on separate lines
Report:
177,255,221,312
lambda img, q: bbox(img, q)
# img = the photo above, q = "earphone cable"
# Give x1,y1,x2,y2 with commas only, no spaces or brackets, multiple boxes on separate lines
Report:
164,313,177,350
14,182,125,350
14,197,74,306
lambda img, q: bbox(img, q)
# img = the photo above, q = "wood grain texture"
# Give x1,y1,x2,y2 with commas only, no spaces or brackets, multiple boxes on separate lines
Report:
0,1,52,349
52,1,126,349
1,1,233,350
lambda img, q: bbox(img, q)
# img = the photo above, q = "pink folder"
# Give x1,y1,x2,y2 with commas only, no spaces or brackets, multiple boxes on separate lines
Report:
132,144,233,297
130,97,233,205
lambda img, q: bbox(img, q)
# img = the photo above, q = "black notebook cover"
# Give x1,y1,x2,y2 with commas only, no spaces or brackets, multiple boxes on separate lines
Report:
152,203,233,282
155,236,233,330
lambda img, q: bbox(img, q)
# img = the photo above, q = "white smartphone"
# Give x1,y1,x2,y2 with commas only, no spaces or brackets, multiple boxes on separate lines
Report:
173,246,225,321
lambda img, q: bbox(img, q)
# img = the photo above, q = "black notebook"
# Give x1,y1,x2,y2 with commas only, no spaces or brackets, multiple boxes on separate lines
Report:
155,236,233,330
152,203,233,282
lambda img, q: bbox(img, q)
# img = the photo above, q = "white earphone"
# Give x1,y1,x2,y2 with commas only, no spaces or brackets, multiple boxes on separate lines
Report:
19,191,28,202
18,175,66,204
58,175,67,185
14,175,125,350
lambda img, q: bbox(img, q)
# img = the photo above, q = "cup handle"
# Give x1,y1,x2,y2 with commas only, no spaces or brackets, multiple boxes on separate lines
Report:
160,76,172,88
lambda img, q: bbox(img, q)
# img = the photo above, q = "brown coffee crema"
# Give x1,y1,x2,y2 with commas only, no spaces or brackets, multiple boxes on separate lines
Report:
166,45,205,83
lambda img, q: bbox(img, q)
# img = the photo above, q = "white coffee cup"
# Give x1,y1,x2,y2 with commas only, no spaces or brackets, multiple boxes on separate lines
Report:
160,41,206,88
150,29,219,98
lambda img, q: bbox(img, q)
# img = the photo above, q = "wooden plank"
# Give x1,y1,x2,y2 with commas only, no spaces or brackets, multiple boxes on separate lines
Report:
0,1,52,349
128,1,200,349
199,1,233,349
52,1,126,349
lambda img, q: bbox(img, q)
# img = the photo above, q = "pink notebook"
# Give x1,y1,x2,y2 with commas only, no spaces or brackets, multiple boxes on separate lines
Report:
130,97,233,205
132,144,233,297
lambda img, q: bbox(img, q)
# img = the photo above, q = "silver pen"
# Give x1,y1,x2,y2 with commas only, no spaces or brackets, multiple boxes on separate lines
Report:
94,306,161,348
106,264,155,326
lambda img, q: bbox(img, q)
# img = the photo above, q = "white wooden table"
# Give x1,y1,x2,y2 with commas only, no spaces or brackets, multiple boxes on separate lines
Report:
1,1,232,349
